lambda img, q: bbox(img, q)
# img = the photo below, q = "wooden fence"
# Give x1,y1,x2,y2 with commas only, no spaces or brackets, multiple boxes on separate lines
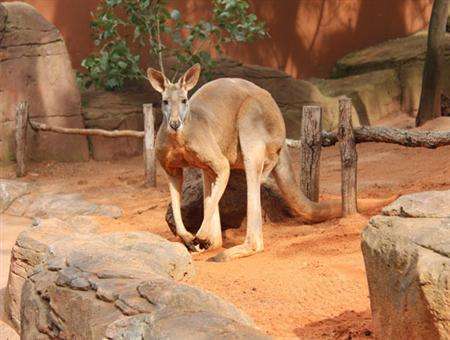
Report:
14,98,450,216
286,98,450,216
15,101,156,187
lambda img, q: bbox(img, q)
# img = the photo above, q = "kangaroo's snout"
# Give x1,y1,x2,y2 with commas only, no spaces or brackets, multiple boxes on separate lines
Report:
169,120,181,131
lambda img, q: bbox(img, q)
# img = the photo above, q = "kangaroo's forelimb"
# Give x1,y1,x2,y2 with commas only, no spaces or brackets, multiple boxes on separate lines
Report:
194,161,229,250
166,169,197,250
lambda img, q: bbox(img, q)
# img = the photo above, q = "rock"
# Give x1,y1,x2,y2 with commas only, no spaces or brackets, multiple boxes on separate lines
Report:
5,218,194,330
0,179,30,213
6,193,123,219
332,31,449,78
137,309,270,340
331,30,450,117
382,190,450,218
311,69,401,125
104,315,153,339
81,89,162,161
136,279,252,325
0,2,89,163
361,190,450,339
5,217,267,339
166,168,293,234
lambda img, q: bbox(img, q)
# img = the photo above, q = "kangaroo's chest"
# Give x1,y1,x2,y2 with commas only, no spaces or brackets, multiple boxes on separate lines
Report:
157,142,208,171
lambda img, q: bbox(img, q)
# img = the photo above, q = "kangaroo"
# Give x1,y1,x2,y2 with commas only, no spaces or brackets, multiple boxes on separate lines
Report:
148,64,394,262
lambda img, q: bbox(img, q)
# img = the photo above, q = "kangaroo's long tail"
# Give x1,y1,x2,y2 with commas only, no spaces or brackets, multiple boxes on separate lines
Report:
272,144,397,223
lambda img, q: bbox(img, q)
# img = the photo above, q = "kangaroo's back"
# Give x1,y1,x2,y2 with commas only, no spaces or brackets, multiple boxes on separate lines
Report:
187,78,285,153
192,77,282,113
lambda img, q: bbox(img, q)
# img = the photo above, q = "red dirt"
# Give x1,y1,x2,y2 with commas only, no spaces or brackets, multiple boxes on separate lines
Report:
1,140,450,339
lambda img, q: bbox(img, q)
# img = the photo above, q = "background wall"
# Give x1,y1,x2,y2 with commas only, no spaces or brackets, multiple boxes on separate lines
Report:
4,0,433,79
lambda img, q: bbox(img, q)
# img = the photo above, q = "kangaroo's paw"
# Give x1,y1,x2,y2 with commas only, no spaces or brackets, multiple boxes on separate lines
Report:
179,233,200,252
209,243,263,262
184,241,202,252
193,237,212,250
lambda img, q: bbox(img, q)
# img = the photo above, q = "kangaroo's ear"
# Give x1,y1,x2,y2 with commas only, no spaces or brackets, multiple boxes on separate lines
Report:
179,63,201,91
147,68,168,93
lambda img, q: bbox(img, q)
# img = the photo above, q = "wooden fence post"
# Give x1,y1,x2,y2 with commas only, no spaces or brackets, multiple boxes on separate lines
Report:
338,97,358,216
143,104,156,187
15,101,29,177
300,105,322,201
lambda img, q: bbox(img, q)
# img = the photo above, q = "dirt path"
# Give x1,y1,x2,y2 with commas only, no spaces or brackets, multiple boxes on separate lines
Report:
1,141,449,339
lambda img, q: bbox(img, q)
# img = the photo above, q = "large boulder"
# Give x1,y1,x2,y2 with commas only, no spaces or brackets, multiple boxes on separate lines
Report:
0,179,30,213
311,69,402,125
0,2,89,163
382,190,450,218
361,190,450,339
166,168,292,234
6,193,123,219
5,218,268,339
330,30,450,117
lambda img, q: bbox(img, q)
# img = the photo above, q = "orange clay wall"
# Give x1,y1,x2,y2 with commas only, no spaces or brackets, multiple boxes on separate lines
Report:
5,0,433,79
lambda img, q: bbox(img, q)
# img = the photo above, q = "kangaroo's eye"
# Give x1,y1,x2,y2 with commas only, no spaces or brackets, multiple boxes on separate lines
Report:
182,99,187,104
163,100,168,105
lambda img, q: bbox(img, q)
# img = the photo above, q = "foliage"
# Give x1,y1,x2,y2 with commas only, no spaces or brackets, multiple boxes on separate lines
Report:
77,0,267,91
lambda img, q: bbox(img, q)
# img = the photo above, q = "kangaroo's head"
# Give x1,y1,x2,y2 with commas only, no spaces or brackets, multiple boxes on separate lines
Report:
147,64,201,133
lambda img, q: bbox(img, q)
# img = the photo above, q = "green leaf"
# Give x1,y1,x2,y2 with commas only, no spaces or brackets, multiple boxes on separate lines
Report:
117,61,128,69
106,78,120,90
82,0,267,91
106,0,121,7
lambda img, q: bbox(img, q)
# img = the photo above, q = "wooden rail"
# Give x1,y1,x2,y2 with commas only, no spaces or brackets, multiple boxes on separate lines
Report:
16,102,156,187
286,127,450,149
29,120,145,138
289,98,450,217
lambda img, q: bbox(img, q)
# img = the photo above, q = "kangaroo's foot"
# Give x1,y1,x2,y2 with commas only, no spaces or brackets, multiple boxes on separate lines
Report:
193,234,222,251
193,236,211,250
209,242,263,262
179,232,200,252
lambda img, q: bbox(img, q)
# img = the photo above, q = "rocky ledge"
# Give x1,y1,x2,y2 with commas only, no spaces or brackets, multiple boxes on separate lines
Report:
1,179,123,219
4,216,269,339
361,190,450,340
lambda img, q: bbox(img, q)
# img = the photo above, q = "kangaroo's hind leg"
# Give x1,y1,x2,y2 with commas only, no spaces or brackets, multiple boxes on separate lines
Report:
211,141,266,261
211,98,275,261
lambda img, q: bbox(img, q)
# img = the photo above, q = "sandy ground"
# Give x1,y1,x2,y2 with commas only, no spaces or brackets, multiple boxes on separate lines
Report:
1,136,450,339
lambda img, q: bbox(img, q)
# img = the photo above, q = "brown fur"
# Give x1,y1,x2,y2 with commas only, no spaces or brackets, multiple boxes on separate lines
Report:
148,64,394,261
